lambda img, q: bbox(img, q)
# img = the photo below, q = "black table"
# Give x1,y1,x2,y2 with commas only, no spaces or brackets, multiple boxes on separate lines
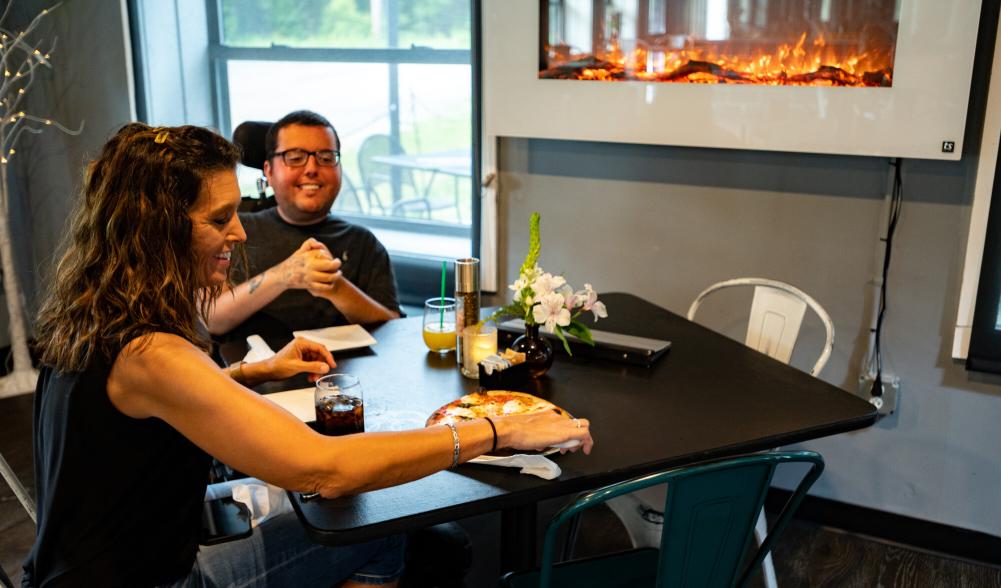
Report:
219,292,877,570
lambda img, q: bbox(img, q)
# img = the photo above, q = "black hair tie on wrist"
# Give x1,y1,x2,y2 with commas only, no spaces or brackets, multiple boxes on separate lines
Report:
484,416,498,453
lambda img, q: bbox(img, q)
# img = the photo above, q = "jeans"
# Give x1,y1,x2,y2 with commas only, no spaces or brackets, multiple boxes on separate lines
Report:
162,511,405,587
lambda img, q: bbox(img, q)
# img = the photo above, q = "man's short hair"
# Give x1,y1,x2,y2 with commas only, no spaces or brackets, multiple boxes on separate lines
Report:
265,110,341,157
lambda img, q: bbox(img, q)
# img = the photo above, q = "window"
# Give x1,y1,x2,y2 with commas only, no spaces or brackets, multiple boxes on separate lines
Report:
130,0,480,305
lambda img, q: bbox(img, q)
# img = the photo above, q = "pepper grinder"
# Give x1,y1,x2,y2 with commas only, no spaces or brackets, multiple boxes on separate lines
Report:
455,258,480,371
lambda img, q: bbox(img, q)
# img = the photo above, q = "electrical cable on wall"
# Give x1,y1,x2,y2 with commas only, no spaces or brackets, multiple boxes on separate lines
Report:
869,158,904,398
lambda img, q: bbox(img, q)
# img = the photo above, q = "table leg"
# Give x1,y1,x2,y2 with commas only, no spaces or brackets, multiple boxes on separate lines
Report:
500,503,537,572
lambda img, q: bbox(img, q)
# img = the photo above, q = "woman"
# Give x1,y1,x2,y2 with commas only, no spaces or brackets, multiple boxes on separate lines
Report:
24,123,593,587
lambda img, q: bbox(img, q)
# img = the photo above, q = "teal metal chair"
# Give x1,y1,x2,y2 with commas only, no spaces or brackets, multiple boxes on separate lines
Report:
501,451,824,588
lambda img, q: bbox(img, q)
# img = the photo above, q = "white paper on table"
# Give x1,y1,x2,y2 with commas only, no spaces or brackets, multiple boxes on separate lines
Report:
292,324,377,352
242,335,276,363
263,387,315,422
469,454,562,480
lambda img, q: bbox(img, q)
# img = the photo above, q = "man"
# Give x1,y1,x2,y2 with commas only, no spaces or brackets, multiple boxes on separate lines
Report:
207,110,401,336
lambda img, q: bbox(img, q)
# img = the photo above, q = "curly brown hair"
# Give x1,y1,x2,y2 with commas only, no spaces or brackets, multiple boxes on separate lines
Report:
35,123,242,372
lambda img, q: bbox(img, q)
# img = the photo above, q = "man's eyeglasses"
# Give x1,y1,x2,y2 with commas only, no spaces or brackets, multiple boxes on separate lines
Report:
272,148,340,167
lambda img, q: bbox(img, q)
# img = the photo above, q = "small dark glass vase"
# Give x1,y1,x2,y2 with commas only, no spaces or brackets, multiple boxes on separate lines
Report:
511,323,555,378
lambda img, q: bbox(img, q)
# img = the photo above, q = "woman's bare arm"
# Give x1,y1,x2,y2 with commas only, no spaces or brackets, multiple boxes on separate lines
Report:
106,333,592,498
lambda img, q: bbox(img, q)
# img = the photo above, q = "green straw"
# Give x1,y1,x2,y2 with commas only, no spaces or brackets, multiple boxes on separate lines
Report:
439,261,447,330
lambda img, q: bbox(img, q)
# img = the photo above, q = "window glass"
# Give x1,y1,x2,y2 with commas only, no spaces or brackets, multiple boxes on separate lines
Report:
396,1,471,49
227,60,472,259
227,60,390,195
220,0,470,50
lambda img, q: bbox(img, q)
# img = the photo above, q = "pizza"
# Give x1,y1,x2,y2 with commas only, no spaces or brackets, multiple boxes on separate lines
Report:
426,390,572,426
425,391,573,455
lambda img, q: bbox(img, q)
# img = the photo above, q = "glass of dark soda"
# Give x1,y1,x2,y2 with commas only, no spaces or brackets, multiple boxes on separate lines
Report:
314,374,365,436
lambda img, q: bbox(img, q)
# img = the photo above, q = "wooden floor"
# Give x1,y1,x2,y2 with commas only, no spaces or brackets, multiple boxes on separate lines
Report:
2,392,1000,587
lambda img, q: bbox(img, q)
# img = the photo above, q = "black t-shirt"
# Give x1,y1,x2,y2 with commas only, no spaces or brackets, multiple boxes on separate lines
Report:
22,356,211,587
235,208,401,334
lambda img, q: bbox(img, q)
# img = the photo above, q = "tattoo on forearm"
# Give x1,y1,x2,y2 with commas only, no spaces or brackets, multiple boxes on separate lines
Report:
248,274,264,294
285,258,307,286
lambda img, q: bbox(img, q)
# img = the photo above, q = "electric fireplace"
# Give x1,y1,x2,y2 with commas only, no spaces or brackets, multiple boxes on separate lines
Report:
541,0,896,87
482,0,982,160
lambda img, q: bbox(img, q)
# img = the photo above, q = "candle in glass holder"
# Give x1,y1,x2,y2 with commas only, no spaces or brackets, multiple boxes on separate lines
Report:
461,324,497,378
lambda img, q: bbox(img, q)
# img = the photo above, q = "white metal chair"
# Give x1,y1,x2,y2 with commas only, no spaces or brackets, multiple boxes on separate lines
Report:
1,451,35,588
607,277,834,588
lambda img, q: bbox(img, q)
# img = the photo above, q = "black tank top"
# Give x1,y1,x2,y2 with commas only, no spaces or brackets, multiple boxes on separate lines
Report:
22,354,212,587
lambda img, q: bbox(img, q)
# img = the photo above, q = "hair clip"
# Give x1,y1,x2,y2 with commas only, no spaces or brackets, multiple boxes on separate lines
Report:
154,130,169,144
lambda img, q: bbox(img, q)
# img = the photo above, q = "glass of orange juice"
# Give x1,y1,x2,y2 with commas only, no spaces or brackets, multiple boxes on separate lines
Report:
423,297,456,354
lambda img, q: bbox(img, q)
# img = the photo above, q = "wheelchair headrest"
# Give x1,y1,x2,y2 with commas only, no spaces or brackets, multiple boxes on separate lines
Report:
232,120,272,171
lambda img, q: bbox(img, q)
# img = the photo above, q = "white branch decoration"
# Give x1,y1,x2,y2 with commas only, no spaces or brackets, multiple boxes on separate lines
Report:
0,1,82,398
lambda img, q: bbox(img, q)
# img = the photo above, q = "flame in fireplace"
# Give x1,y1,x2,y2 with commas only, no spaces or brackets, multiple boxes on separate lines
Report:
542,33,893,87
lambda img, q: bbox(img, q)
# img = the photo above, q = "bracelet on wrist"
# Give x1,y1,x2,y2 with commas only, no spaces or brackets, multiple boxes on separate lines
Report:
229,361,246,384
445,423,460,469
484,417,498,454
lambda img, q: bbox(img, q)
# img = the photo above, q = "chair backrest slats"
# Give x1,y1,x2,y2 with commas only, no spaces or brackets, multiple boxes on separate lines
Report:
657,462,775,587
746,286,808,364
688,277,834,377
537,451,824,588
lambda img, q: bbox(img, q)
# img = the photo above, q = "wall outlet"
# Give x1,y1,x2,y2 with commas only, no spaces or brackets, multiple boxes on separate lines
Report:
857,373,899,416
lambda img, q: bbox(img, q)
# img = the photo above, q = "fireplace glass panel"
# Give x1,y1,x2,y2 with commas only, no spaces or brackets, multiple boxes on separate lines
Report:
541,0,898,87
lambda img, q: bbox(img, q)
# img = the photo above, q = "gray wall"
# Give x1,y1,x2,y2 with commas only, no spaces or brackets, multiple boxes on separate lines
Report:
4,0,134,332
494,8,1001,538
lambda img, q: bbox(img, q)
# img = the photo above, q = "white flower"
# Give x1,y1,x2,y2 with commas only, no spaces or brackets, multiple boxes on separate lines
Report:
509,277,527,293
574,284,606,320
560,285,578,309
590,300,608,321
531,272,566,298
533,291,571,332
576,283,598,310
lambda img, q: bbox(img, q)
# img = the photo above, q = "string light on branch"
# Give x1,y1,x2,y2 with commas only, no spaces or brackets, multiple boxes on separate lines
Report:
0,1,82,394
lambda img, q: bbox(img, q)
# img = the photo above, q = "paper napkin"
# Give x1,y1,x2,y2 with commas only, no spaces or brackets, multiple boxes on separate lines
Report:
469,453,562,480
204,477,292,528
292,324,377,352
263,387,315,422
242,335,276,363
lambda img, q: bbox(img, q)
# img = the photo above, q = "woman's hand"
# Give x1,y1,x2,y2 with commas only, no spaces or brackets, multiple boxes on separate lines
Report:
249,337,336,384
495,411,594,455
